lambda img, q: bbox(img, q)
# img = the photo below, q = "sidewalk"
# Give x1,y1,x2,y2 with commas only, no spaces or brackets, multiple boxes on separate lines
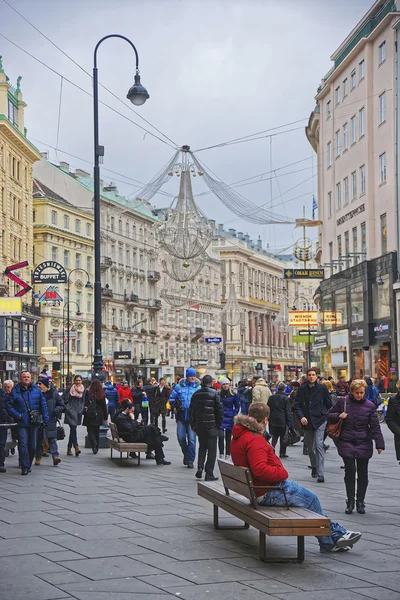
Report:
0,421,399,600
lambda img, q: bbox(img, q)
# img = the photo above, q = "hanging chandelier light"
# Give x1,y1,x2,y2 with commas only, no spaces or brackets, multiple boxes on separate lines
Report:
160,276,195,308
221,281,242,326
275,296,289,333
161,254,204,283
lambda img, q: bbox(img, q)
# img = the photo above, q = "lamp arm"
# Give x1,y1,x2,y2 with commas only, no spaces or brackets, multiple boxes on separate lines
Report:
94,34,139,71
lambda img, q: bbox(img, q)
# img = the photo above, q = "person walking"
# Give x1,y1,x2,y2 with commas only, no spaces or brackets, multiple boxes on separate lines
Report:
141,378,155,425
169,368,201,469
336,376,350,397
295,368,332,483
252,377,271,404
152,378,169,433
328,379,385,514
0,380,14,473
386,380,400,465
190,374,223,481
105,380,119,422
6,371,49,475
118,380,133,404
83,379,108,454
237,380,252,415
218,378,239,460
63,375,85,456
36,378,64,466
267,382,292,458
131,379,146,424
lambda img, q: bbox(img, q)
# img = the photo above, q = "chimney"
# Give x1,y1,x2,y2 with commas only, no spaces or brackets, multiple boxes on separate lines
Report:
237,231,244,240
209,219,216,231
257,235,262,250
244,234,250,243
228,228,237,237
218,223,224,233
59,161,69,172
40,151,48,160
75,168,90,178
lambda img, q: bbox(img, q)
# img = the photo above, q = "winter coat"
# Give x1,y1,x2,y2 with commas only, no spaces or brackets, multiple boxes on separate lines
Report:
62,387,85,427
189,385,223,436
267,392,291,429
294,382,332,430
114,411,147,443
143,383,156,406
43,388,64,439
365,378,381,406
153,385,170,415
328,395,385,459
118,386,133,404
336,380,350,397
170,378,201,422
230,415,289,496
131,385,144,404
105,383,119,408
6,383,49,428
237,385,252,405
252,379,271,404
385,393,400,438
0,388,10,424
219,389,239,430
83,391,108,427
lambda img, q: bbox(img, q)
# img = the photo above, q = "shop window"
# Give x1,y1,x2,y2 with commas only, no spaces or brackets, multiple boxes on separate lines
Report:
380,213,387,254
372,274,390,319
350,284,364,323
334,289,348,326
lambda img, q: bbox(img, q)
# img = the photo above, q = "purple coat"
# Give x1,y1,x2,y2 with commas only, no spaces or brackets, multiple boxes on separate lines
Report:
328,395,385,459
219,391,239,430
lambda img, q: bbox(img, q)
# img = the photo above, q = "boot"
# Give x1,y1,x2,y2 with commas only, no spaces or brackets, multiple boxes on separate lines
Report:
74,445,81,457
53,456,61,466
67,447,73,456
35,459,41,466
345,499,355,514
356,500,366,514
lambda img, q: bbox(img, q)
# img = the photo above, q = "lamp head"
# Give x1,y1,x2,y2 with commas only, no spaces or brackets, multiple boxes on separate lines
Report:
377,276,384,286
127,72,149,106
85,281,93,289
76,310,82,317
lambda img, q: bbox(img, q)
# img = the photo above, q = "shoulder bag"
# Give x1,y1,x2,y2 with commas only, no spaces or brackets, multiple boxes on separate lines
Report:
22,393,43,426
326,397,347,440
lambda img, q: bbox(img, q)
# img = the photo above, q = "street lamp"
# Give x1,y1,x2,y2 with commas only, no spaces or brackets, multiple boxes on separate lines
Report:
93,34,149,381
66,268,92,385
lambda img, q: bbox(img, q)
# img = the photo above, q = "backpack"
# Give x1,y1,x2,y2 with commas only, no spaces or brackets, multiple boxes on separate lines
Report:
371,386,381,407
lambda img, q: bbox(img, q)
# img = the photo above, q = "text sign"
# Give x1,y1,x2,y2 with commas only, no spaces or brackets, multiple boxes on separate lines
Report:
289,311,342,327
49,332,77,340
205,337,222,343
32,261,67,284
0,297,22,316
283,268,324,280
114,351,132,360
41,347,58,355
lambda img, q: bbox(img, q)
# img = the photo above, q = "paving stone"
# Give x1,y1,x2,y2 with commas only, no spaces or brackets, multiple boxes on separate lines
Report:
40,550,88,562
0,509,63,524
63,594,172,600
60,577,172,594
166,559,269,584
137,573,198,589
42,534,144,558
273,591,377,600
57,557,162,580
133,537,244,560
0,536,63,557
167,582,279,599
0,553,70,574
351,587,400,600
245,566,372,592
0,575,71,599
0,522,62,538
37,571,91,585
46,522,140,540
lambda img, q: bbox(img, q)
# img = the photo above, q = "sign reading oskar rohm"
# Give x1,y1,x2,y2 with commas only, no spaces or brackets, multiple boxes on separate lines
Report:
32,261,68,284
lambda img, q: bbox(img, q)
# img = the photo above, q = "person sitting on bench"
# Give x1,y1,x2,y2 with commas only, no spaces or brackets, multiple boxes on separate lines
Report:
114,402,170,466
230,402,362,553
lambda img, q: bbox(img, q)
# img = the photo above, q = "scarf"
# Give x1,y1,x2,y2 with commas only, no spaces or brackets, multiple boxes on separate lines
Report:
69,383,84,398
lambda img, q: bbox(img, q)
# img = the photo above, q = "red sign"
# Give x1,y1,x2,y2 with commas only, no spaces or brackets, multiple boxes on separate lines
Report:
4,261,32,297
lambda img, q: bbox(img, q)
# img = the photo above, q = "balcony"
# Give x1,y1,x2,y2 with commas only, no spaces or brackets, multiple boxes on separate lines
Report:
22,303,41,316
147,270,161,281
125,293,139,305
148,299,162,310
101,287,113,299
100,257,113,270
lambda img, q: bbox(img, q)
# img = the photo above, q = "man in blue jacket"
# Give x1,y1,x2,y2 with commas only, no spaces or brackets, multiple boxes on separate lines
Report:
6,371,49,475
169,368,201,468
105,381,119,422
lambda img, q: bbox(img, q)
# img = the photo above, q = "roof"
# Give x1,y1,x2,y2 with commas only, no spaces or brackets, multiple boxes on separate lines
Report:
32,179,73,206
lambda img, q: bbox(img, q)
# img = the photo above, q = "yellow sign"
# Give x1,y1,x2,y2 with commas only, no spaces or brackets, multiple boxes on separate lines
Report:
289,311,342,327
41,347,57,355
321,311,343,326
0,297,22,316
249,297,280,310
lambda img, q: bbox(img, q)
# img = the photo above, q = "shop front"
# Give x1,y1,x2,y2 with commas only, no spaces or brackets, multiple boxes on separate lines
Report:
330,330,349,380
370,318,395,389
312,333,331,377
350,325,370,379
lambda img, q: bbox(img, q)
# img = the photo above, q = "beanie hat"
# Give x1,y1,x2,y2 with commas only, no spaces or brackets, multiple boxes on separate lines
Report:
39,376,50,388
220,377,230,385
186,367,196,378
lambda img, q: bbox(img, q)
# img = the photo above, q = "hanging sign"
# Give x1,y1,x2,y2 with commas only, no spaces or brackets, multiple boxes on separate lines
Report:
39,286,63,304
4,261,32,297
283,269,324,279
32,261,67,284
289,311,342,327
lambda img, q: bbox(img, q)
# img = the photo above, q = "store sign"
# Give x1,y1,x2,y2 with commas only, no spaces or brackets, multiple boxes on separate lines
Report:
350,326,365,346
49,331,77,340
336,203,365,226
140,358,155,365
4,261,32,297
114,351,132,360
373,321,391,340
283,268,325,280
39,286,63,304
320,311,343,326
32,261,67,284
293,334,314,343
256,362,263,370
160,360,169,365
313,333,328,349
0,297,22,316
205,337,222,343
289,312,343,327
197,360,208,366
41,347,58,355
249,297,280,310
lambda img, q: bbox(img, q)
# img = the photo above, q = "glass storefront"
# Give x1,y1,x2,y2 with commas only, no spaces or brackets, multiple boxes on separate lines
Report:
351,348,365,378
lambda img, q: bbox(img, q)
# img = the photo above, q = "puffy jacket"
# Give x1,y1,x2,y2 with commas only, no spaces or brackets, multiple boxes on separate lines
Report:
336,380,350,397
386,393,400,437
219,389,239,430
189,385,223,435
252,379,271,404
131,385,144,403
118,386,133,404
43,388,64,438
170,378,201,422
0,388,10,424
105,383,119,408
82,391,108,427
114,411,147,443
294,382,332,430
267,392,291,429
328,395,385,459
230,415,289,496
63,387,84,427
6,383,49,427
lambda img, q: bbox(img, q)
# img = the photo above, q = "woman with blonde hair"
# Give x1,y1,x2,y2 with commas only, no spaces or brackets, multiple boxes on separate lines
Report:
328,379,384,514
386,380,400,464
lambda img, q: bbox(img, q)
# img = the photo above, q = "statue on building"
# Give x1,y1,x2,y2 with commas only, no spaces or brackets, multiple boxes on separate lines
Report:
219,349,226,370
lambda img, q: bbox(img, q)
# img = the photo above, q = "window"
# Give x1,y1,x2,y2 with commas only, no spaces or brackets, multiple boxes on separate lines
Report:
351,284,364,323
76,332,81,354
379,92,386,124
351,115,356,144
64,215,69,229
337,235,342,260
163,308,169,324
335,289,348,325
51,210,57,225
380,213,387,254
361,222,367,256
112,309,116,326
51,246,57,261
63,250,69,269
343,78,348,97
87,333,93,356
87,294,92,313
360,165,366,194
164,342,169,360
328,191,332,218
344,231,350,267
119,220,123,234
350,69,356,90
352,227,358,258
336,182,341,210
359,59,365,81
76,253,81,268
351,171,357,200
359,107,365,137
379,152,387,184
87,256,92,277
343,122,348,150
335,130,341,157
343,176,349,206
75,219,81,233
119,310,124,328
86,223,91,236
327,100,331,119
379,41,386,64
334,86,340,105
110,217,114,232
327,141,332,167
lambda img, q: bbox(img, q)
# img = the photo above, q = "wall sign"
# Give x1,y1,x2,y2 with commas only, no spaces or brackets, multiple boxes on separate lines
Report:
205,337,222,343
32,261,67,284
140,358,155,365
0,297,22,316
336,203,365,227
373,320,391,341
4,261,32,297
114,351,132,360
283,268,324,279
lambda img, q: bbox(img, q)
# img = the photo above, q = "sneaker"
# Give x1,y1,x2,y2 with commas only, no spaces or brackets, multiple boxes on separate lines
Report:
323,545,351,553
195,470,203,479
323,444,330,452
219,454,224,460
205,474,218,482
335,531,362,548
53,456,61,466
187,462,194,469
225,455,232,462
279,454,289,458
10,448,15,455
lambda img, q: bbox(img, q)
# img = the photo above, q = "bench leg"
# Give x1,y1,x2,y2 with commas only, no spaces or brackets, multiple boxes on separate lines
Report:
110,447,113,459
297,536,305,563
120,452,123,466
137,452,140,467
213,505,249,530
259,532,267,562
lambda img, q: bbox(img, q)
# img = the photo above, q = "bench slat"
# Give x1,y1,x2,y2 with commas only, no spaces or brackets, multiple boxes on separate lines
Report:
106,439,148,451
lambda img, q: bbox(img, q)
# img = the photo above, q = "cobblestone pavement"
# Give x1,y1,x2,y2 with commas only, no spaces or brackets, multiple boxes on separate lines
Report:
0,421,399,600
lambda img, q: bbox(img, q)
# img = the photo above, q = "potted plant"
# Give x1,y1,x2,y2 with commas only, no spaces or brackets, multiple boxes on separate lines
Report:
112,325,119,331
102,323,107,329
141,328,147,334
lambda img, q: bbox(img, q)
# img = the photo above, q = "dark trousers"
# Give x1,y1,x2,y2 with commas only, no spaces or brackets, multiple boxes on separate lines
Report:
134,402,149,425
394,435,400,461
0,427,7,467
87,425,100,450
144,425,164,462
197,433,217,475
270,424,287,456
152,412,167,432
108,405,116,422
343,457,369,501
18,426,39,470
68,425,78,448
218,429,231,456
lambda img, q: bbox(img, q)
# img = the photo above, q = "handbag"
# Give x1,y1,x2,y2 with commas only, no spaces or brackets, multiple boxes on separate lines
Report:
56,420,65,441
22,394,43,426
283,426,301,446
327,398,347,440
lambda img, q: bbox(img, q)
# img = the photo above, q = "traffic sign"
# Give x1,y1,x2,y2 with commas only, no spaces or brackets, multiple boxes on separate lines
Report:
205,337,222,343
283,268,324,280
49,331,77,340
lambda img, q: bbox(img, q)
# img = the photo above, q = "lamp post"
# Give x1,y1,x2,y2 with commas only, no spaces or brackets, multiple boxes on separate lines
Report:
65,268,92,385
93,34,149,381
63,301,81,388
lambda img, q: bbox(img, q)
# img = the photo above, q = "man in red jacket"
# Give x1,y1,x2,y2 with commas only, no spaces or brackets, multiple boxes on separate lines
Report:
230,403,362,553
118,381,133,404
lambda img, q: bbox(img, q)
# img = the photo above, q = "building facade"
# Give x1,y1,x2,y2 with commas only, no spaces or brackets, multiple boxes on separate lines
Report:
0,59,42,380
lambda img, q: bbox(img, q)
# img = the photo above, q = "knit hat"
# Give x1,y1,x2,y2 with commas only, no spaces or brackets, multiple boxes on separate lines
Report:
38,377,50,388
220,377,230,385
186,367,196,378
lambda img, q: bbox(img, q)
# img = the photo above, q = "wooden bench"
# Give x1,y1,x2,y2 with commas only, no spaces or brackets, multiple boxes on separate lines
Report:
197,460,330,563
106,423,148,466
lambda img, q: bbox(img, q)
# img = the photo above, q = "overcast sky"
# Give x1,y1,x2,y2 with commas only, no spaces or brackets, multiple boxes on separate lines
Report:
1,0,374,254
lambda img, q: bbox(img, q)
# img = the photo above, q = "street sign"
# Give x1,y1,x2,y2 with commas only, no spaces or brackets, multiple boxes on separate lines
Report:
293,334,315,343
49,331,77,340
298,329,318,335
114,351,132,360
283,268,324,280
252,361,258,367
41,347,58,355
32,261,67,284
6,360,16,370
205,337,222,343
0,298,22,316
313,333,328,349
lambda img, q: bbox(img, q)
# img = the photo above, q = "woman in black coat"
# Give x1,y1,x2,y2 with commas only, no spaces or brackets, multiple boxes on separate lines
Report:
386,380,400,464
152,378,170,433
36,378,64,465
83,380,108,454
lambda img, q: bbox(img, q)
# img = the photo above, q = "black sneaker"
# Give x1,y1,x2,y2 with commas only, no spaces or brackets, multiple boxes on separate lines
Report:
205,474,218,481
160,435,169,442
195,469,203,479
311,467,317,478
187,462,194,469
21,468,29,476
0,466,6,473
157,459,171,465
146,453,156,460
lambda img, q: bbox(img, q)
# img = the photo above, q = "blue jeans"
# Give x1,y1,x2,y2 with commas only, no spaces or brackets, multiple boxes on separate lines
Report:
18,426,39,470
259,479,347,551
176,420,196,464
0,427,7,467
303,422,326,478
108,405,116,422
68,425,78,448
240,401,249,415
